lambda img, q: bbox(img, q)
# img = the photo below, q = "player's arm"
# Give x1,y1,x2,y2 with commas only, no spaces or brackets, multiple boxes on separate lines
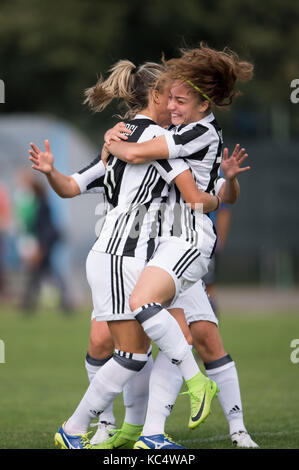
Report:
174,170,220,213
106,135,169,164
217,144,250,204
29,140,80,198
154,160,220,213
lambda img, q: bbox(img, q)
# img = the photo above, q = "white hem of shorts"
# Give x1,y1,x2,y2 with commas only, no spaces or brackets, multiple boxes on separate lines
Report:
186,315,218,327
95,314,137,322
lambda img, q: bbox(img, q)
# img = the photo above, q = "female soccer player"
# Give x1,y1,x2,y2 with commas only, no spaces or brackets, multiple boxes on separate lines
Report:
100,43,255,449
29,60,221,449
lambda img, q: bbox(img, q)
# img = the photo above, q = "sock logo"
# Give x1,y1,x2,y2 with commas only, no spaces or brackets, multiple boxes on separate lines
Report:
165,404,174,413
90,409,103,417
171,358,182,365
229,405,242,415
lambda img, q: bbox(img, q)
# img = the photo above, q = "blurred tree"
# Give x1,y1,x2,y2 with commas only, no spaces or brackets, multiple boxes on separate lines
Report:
0,0,298,140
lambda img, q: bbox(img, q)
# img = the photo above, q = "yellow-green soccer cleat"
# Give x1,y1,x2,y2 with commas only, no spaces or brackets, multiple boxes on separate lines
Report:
183,374,219,429
91,422,142,449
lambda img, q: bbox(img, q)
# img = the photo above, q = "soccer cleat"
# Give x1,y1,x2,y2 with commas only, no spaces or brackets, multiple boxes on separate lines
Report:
134,433,186,449
90,421,116,445
231,431,259,448
91,422,142,449
182,374,219,429
54,423,92,449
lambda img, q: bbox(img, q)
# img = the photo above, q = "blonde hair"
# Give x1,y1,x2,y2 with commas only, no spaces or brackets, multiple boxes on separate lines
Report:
84,60,167,119
164,42,254,108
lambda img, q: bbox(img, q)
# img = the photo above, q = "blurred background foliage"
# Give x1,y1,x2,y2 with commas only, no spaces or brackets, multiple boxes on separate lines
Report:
1,0,299,142
0,0,299,289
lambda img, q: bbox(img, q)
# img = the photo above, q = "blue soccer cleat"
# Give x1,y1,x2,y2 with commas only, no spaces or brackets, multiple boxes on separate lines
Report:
133,433,186,449
54,423,92,449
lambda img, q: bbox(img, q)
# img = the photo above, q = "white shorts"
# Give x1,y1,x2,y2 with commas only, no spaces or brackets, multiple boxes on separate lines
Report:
147,239,210,303
86,250,146,321
170,279,218,326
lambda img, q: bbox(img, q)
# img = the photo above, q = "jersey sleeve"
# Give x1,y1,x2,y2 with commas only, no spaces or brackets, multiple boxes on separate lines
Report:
153,158,190,184
71,156,105,194
164,124,211,160
214,177,226,196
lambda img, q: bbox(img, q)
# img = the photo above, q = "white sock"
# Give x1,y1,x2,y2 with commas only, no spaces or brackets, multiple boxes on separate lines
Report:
142,350,183,436
123,349,153,426
65,352,148,435
205,354,247,435
85,353,115,425
135,304,199,380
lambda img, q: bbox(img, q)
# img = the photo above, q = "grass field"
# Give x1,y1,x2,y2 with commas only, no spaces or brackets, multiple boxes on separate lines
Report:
1,305,299,449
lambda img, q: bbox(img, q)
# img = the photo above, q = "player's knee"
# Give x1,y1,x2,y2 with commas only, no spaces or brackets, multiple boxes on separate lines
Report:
88,332,114,359
192,331,226,361
129,292,145,312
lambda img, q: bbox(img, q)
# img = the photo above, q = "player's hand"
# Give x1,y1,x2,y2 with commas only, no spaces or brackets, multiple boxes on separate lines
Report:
221,144,250,180
29,140,54,175
104,122,131,145
101,143,110,167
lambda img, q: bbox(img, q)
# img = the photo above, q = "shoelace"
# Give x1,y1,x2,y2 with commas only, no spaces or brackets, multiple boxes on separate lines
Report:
164,433,174,443
80,431,93,449
90,422,116,430
89,424,119,443
180,390,202,415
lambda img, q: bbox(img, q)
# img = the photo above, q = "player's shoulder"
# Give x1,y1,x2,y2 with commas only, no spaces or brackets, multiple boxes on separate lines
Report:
125,117,163,142
171,121,211,147
77,154,101,174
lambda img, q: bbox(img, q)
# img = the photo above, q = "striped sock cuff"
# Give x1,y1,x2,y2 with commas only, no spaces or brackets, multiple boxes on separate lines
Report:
85,352,113,367
204,354,234,372
113,349,148,371
133,303,163,324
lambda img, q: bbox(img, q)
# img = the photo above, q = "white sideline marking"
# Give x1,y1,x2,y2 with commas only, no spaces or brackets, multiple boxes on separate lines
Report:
180,430,297,445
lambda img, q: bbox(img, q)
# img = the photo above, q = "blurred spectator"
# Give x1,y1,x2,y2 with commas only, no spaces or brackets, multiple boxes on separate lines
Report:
14,169,73,313
0,182,12,299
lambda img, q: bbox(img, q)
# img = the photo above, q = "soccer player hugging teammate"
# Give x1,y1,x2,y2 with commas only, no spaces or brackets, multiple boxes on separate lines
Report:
29,59,221,450
29,43,256,449
102,43,257,449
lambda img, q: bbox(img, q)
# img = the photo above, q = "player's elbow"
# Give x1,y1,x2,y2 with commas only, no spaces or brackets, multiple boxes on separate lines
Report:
124,149,144,164
59,185,80,199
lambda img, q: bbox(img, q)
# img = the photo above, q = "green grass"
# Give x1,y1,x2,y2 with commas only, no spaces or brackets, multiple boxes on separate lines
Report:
0,306,299,449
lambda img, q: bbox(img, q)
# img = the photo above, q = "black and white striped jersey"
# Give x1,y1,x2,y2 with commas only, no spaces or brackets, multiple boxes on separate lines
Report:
161,112,223,258
166,112,223,192
72,115,189,261
72,156,105,195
